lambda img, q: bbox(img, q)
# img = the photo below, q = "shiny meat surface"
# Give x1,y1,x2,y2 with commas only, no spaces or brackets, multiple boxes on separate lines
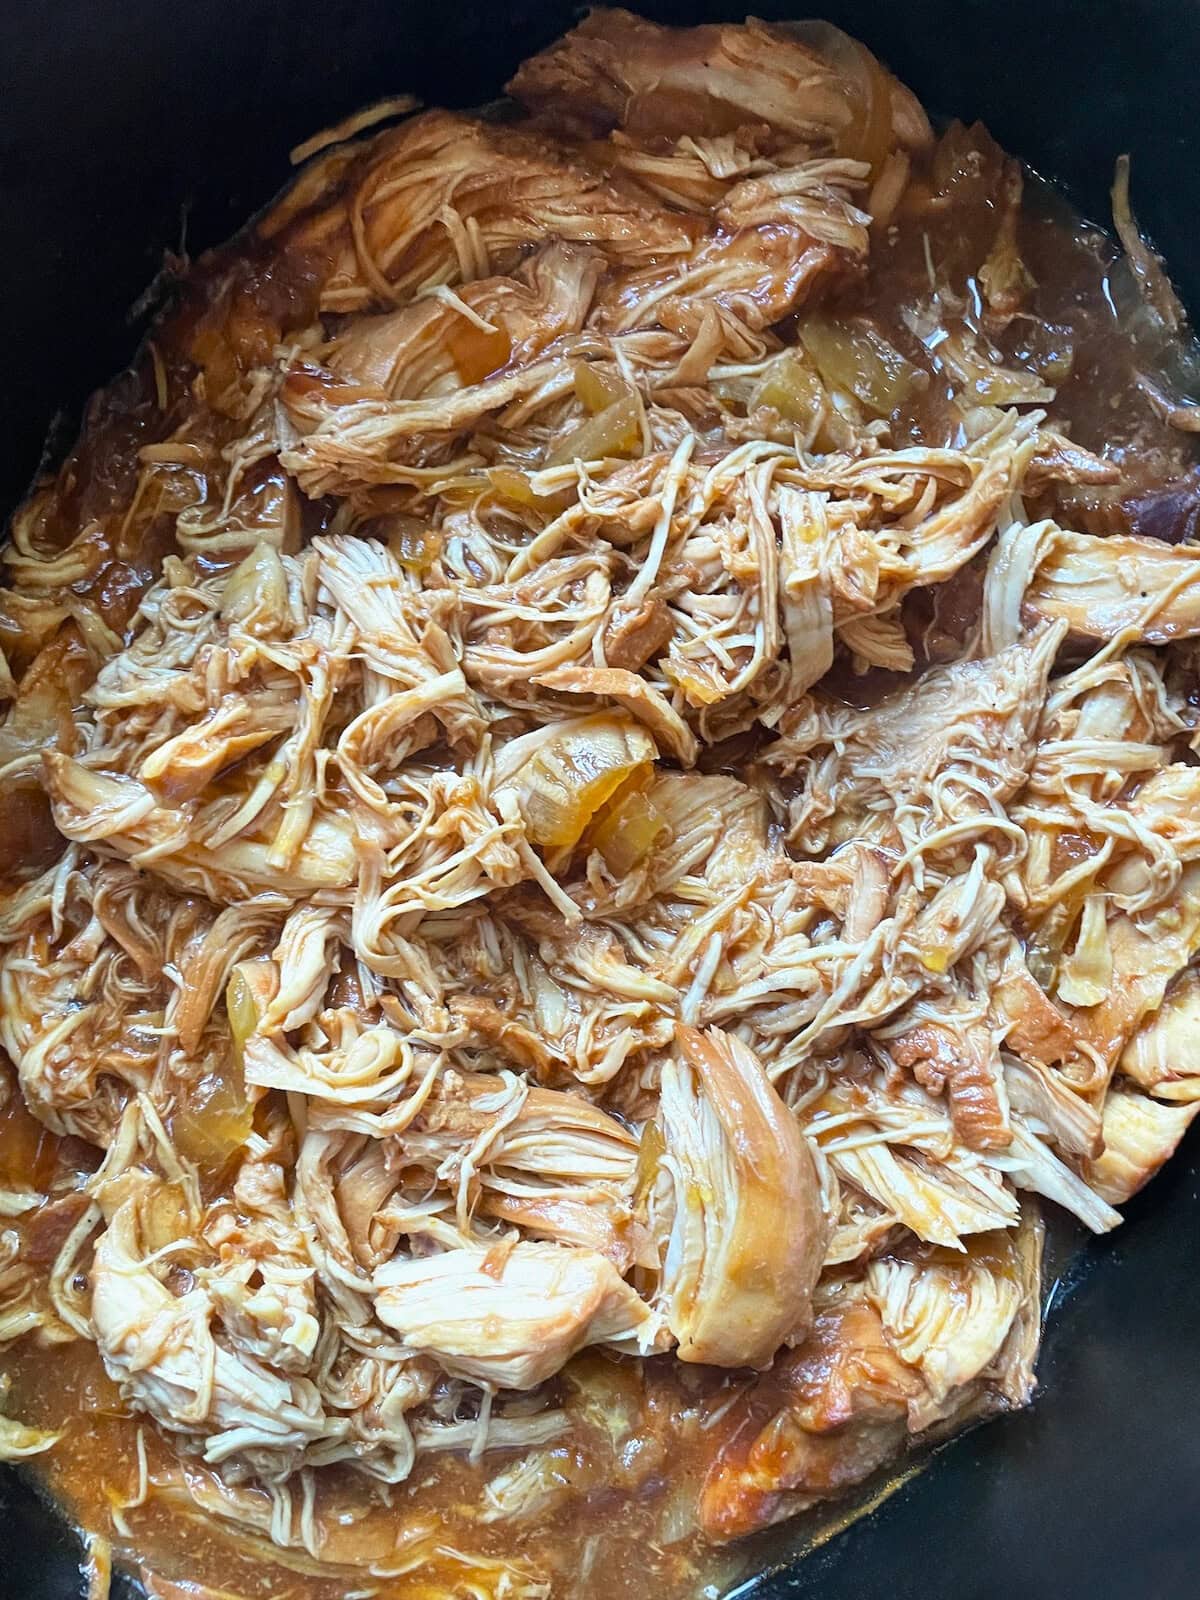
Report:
1,10,1199,1600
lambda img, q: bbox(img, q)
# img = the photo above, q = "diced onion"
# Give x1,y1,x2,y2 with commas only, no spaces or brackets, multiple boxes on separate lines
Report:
226,961,271,1062
172,1066,253,1171
489,465,540,506
509,714,658,851
573,360,627,415
388,518,442,572
662,657,724,707
919,944,952,974
799,316,925,414
445,320,512,385
585,770,669,875
138,1180,194,1255
634,1120,666,1210
751,350,826,426
168,963,270,1169
488,465,575,515
547,392,642,467
220,543,290,634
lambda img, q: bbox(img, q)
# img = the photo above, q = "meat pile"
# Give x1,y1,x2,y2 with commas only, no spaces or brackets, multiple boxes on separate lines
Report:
1,8,1198,1574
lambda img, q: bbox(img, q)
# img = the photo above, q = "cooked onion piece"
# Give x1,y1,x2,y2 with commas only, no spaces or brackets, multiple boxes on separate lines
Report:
495,713,658,860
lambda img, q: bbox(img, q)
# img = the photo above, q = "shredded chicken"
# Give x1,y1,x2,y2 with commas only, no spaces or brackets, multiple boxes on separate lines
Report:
1,11,1198,1591
655,1025,827,1366
374,1240,666,1388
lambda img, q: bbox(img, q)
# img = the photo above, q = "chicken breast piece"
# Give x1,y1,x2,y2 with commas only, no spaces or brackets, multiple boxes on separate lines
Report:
283,107,697,314
316,239,603,401
1066,862,1200,1070
1023,528,1200,642
531,664,697,766
657,1025,829,1368
91,1182,331,1473
1083,1085,1200,1205
866,1233,1027,1430
44,754,359,902
373,1240,664,1389
592,219,859,340
1121,966,1200,1101
771,627,1059,853
509,10,930,154
697,1291,921,1540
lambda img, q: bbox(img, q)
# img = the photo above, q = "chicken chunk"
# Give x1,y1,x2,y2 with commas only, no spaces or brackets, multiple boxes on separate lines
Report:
510,10,930,155
866,1232,1028,1429
886,1017,1011,1152
1066,863,1200,1070
698,1292,921,1540
1121,966,1200,1101
316,240,603,400
593,215,862,340
770,627,1059,854
285,107,697,313
373,1241,664,1388
91,1182,331,1474
656,1026,828,1367
1083,1085,1200,1205
45,754,359,902
1024,528,1200,642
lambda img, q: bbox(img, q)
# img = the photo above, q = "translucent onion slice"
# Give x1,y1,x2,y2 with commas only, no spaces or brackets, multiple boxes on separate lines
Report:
220,542,290,635
751,350,827,425
170,961,275,1170
445,320,512,385
934,330,1054,405
171,1067,254,1172
662,656,724,707
386,517,442,572
573,359,626,415
226,960,275,1062
817,28,894,170
585,768,670,875
489,464,542,507
798,315,925,414
546,391,642,467
507,714,658,851
633,1120,666,1211
488,465,576,517
747,349,857,451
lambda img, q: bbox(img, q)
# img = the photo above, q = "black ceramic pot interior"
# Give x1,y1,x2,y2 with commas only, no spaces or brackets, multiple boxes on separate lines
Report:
1,4,1199,1598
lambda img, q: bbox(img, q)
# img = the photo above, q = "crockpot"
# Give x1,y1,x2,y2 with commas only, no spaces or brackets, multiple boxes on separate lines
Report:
1,3,1198,1597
